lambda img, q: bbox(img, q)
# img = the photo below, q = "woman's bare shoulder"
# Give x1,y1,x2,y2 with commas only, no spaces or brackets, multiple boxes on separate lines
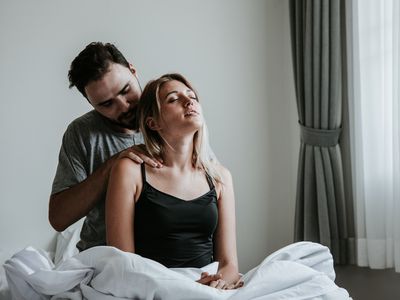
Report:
214,162,232,182
111,158,142,179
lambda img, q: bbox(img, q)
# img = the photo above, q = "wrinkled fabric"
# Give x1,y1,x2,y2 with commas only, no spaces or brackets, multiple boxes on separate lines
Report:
4,242,351,300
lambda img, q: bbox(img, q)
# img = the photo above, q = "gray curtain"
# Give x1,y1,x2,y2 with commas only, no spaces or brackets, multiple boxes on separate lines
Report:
289,0,354,264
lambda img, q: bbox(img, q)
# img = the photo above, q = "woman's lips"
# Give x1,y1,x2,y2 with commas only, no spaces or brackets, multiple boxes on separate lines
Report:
184,110,199,117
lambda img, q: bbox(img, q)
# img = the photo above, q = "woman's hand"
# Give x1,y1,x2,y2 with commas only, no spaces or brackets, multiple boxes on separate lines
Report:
196,272,222,286
221,278,244,290
210,278,244,290
197,272,244,290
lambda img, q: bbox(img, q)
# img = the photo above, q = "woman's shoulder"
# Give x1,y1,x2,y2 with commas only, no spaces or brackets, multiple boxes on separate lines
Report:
213,163,232,180
211,163,234,201
211,162,233,189
111,157,142,179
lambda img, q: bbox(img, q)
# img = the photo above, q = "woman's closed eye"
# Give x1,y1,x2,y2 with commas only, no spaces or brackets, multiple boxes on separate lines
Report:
166,92,198,103
167,97,179,103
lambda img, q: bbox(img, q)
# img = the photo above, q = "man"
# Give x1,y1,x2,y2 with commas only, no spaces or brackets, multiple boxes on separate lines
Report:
49,42,160,251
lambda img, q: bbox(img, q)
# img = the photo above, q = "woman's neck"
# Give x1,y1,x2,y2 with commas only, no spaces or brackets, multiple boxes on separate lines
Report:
161,134,195,171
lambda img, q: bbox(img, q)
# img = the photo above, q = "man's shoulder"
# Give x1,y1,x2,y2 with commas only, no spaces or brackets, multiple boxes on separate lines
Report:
68,110,100,130
62,110,142,145
64,110,107,137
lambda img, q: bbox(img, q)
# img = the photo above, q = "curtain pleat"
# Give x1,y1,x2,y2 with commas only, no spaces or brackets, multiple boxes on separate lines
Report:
289,0,355,264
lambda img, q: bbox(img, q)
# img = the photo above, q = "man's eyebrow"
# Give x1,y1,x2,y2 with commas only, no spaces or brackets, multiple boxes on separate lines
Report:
97,83,129,105
119,83,130,94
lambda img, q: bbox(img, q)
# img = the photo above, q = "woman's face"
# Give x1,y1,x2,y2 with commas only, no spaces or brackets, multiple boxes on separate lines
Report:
155,80,203,135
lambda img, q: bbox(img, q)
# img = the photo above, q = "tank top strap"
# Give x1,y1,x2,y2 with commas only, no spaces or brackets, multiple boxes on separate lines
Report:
205,172,214,190
140,163,147,184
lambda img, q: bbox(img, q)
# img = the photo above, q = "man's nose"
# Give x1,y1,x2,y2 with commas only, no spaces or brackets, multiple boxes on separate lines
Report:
116,96,131,111
127,95,139,105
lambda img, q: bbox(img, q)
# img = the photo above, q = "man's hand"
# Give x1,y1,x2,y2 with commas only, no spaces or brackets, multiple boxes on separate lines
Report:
118,145,162,168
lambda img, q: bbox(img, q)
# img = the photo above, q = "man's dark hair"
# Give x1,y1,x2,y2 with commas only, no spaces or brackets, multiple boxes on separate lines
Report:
68,42,130,98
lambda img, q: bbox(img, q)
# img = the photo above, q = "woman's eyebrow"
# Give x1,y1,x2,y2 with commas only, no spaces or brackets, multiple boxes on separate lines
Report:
164,89,194,99
165,90,178,98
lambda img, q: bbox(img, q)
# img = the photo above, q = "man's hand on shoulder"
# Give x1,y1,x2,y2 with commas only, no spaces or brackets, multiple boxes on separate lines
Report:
118,144,163,168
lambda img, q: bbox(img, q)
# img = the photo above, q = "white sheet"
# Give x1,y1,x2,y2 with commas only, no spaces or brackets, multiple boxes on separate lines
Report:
0,222,82,300
0,264,11,300
3,241,351,300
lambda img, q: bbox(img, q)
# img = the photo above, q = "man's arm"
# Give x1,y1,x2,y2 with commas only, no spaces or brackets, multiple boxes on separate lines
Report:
49,154,116,232
49,144,161,232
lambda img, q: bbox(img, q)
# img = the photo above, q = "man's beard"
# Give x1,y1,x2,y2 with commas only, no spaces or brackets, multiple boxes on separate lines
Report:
111,107,138,130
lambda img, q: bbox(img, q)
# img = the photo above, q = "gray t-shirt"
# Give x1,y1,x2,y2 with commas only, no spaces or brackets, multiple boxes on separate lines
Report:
51,110,143,251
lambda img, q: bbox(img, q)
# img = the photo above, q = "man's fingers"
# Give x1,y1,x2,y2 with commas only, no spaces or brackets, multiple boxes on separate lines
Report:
118,147,163,167
140,155,161,168
132,149,162,168
120,144,164,168
119,152,143,163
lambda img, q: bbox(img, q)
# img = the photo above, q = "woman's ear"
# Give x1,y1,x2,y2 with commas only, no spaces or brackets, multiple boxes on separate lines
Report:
146,117,160,130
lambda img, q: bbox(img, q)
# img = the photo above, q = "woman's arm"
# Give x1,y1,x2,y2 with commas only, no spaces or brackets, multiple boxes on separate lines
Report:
105,158,141,252
213,165,241,287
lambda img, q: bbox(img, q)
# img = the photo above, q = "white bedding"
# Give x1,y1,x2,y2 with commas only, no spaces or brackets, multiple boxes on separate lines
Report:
0,264,10,300
3,238,351,300
0,223,81,300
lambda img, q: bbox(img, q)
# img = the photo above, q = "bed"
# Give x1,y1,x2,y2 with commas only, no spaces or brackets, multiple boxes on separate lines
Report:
1,226,351,300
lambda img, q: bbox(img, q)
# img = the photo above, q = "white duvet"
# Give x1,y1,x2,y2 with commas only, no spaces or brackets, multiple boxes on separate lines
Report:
3,241,350,300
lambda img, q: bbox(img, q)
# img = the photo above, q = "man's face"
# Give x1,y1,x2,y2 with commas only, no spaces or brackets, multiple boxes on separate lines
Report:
85,63,141,131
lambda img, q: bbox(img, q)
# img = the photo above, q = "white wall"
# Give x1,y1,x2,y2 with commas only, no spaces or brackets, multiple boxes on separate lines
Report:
0,0,298,272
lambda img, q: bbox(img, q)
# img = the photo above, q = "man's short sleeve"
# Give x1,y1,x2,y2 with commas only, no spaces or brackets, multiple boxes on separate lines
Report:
51,124,88,195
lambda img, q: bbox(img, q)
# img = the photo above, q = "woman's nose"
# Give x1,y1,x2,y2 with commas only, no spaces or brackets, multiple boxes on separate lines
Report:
183,96,194,107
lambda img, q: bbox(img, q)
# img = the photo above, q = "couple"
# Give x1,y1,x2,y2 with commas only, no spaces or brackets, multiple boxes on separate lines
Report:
45,42,349,299
49,42,241,289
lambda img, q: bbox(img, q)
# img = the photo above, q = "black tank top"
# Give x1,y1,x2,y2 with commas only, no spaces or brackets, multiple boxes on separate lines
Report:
134,164,218,268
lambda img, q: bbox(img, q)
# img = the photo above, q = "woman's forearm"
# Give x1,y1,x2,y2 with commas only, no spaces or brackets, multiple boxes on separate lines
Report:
217,262,241,285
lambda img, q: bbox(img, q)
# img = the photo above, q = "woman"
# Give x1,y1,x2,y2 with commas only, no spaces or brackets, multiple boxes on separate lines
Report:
105,73,241,289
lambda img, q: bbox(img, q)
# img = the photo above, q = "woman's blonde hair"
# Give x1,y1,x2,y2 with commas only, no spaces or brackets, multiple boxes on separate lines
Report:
137,73,221,185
